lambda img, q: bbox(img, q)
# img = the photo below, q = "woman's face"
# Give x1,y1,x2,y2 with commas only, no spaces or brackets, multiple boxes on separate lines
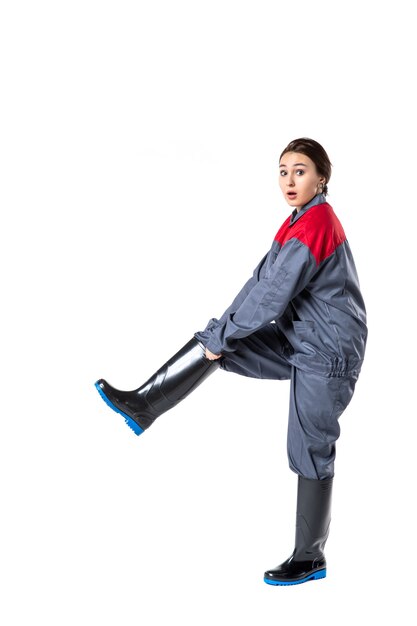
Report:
278,151,325,211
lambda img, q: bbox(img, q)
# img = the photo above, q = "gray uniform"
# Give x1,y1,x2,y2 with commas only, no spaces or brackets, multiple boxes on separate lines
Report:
195,194,367,479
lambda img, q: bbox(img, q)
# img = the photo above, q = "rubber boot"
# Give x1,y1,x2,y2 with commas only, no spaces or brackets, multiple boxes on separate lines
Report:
95,338,219,436
264,476,333,586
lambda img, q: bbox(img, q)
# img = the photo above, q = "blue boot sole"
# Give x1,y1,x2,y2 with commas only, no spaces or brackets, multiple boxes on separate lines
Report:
264,569,326,586
94,381,144,436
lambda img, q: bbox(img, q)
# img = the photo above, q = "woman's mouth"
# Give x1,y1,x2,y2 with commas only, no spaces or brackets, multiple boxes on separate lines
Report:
287,191,297,199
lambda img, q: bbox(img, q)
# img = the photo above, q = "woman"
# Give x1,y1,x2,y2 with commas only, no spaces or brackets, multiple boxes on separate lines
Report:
95,138,367,586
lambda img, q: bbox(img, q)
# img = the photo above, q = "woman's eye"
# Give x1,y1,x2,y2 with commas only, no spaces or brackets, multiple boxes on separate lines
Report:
279,170,287,176
296,169,304,176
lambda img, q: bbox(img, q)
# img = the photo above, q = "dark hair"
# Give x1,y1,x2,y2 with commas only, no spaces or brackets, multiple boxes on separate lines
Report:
279,137,332,196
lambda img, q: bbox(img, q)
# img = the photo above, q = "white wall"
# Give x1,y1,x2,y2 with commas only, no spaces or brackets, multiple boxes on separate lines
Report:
1,1,414,624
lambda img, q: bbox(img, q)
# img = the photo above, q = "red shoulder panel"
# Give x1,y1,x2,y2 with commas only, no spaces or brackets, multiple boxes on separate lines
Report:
274,203,346,265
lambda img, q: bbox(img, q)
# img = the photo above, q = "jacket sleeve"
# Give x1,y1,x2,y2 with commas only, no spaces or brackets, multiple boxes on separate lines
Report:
202,238,320,354
195,253,268,345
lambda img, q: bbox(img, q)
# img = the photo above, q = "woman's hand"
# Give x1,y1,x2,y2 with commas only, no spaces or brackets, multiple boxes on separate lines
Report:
205,348,222,361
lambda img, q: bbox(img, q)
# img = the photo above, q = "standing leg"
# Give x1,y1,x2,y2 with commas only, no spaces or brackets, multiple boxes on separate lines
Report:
264,369,357,585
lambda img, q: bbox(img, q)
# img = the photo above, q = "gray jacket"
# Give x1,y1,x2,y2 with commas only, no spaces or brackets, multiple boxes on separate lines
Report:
195,194,367,377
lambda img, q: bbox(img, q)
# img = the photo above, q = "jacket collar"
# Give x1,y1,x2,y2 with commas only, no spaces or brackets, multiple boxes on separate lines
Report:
289,193,327,225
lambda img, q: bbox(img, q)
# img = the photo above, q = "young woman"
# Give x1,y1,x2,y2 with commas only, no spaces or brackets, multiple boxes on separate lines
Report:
95,137,367,586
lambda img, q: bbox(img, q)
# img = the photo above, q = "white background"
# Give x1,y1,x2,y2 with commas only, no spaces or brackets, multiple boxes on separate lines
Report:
1,1,415,624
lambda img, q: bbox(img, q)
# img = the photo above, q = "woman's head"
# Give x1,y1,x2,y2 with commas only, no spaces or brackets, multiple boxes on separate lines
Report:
279,138,332,210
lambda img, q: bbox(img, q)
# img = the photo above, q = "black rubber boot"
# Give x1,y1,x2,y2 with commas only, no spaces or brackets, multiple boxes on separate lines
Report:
95,338,219,436
264,476,333,586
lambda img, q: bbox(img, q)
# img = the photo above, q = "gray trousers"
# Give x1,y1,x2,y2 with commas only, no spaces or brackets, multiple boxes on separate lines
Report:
219,325,357,480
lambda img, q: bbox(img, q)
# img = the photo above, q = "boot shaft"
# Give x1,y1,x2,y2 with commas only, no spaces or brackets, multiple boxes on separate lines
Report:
141,338,220,410
294,476,333,559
